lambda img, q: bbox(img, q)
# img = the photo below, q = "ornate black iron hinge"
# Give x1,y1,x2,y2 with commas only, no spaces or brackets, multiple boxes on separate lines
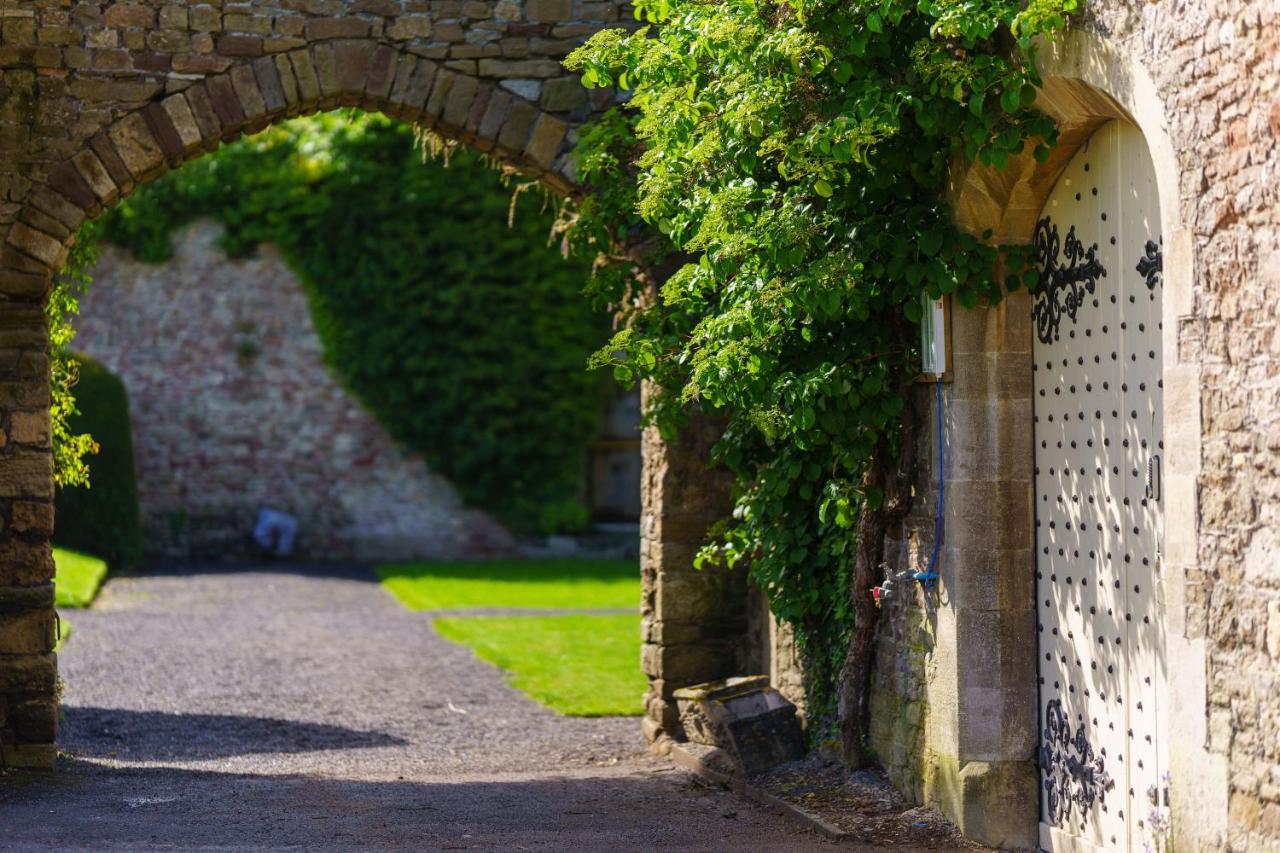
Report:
1031,217,1107,344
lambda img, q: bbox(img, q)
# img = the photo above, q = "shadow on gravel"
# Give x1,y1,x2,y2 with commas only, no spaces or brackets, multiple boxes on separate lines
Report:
0,760,845,851
128,562,379,582
62,707,407,760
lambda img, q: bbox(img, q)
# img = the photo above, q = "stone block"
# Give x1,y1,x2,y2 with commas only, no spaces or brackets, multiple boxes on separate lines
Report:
525,113,567,168
142,102,186,167
0,652,55,692
478,58,564,78
288,49,322,106
172,52,233,74
540,76,587,112
182,84,224,150
366,45,399,100
442,73,479,129
89,132,136,195
29,188,90,234
103,3,154,29
160,93,204,155
45,161,97,213
0,270,52,301
10,501,53,536
9,411,49,447
6,222,62,269
306,17,372,41
217,35,265,57
9,698,56,742
0,609,55,654
223,14,272,36
527,0,573,20
673,676,805,774
477,88,512,141
0,450,53,501
332,40,376,98
388,16,433,40
464,83,494,134
311,42,341,99
272,53,301,109
252,56,287,114
157,5,187,30
70,150,119,203
107,111,165,180
0,743,56,769
189,6,221,33
230,63,268,121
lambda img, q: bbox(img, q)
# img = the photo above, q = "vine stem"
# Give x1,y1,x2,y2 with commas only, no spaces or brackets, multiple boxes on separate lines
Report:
837,369,921,768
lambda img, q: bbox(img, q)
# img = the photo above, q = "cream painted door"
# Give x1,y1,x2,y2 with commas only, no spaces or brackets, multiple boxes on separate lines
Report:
1032,119,1167,853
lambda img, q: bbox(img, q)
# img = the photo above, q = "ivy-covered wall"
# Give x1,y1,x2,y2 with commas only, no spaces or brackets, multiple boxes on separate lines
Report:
75,220,517,562
99,114,615,539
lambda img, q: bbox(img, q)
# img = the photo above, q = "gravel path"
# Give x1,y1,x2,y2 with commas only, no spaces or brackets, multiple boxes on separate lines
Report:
0,564,841,851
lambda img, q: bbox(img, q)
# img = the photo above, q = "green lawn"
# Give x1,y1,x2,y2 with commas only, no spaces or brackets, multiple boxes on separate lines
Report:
434,614,644,716
375,558,639,610
54,547,108,609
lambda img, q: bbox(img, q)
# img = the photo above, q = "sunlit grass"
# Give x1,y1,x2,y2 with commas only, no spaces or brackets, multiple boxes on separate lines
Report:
433,614,644,717
54,547,108,609
376,558,638,611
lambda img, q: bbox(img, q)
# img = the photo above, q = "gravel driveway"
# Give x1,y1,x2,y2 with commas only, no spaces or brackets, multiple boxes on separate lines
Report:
0,564,839,851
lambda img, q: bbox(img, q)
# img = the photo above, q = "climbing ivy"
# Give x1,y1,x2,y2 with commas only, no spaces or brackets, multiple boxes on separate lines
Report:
566,0,1077,752
49,222,100,489
98,113,608,535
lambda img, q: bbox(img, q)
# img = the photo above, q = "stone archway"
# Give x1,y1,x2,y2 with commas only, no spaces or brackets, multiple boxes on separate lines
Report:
0,4,750,769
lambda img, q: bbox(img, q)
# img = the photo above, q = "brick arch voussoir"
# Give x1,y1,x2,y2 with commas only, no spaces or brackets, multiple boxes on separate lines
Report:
2,42,581,294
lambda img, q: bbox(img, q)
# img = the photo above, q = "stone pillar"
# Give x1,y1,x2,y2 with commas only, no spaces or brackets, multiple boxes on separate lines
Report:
639,385,745,748
0,265,59,770
921,293,1039,848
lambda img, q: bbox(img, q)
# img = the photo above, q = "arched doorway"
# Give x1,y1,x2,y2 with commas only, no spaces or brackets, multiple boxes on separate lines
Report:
935,28,1217,849
1031,118,1167,852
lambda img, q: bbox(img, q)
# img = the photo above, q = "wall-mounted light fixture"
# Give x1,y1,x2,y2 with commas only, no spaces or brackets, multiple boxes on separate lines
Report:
918,294,952,382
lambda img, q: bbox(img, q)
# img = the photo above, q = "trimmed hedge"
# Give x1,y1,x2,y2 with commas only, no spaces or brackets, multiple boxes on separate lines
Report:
101,113,609,535
53,354,142,571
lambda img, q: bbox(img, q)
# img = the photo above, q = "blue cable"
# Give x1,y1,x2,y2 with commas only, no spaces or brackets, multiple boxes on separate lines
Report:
913,378,943,586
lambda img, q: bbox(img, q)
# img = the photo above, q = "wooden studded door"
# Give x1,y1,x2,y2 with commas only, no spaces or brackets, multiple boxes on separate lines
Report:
1032,120,1166,853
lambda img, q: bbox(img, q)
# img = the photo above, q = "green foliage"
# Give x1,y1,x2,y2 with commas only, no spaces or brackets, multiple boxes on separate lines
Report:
53,354,142,571
567,0,1075,731
49,224,101,489
434,614,645,716
101,113,608,535
377,558,639,610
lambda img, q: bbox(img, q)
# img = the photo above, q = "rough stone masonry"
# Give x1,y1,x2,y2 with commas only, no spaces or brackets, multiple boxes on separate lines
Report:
0,0,755,785
2,3,1279,853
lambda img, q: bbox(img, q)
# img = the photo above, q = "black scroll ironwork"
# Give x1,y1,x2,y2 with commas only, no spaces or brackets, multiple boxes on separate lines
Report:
1031,217,1106,345
1137,238,1163,290
1039,699,1113,826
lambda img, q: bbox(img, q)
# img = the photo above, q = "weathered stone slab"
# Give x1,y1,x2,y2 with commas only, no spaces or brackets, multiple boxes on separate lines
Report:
674,675,805,775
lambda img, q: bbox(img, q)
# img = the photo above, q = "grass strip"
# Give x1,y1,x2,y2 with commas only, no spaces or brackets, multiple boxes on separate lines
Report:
433,614,644,717
54,547,108,609
377,558,639,611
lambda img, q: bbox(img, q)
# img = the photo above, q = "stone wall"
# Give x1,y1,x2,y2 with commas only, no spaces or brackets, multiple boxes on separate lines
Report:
1039,6,1280,850
73,220,516,562
0,0,660,770
638,403,749,747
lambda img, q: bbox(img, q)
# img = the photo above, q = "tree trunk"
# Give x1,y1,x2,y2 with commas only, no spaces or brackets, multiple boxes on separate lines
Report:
838,386,922,768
